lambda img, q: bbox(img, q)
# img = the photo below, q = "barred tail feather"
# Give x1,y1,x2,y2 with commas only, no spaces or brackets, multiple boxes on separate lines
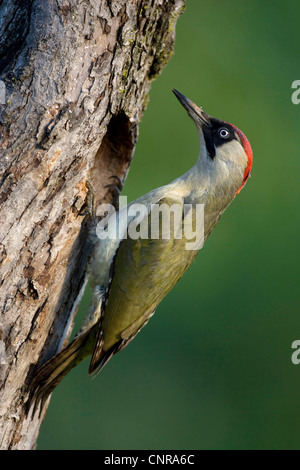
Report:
26,325,98,417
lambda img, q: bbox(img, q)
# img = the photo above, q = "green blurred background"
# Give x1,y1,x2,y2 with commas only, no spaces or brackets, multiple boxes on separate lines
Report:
38,0,300,449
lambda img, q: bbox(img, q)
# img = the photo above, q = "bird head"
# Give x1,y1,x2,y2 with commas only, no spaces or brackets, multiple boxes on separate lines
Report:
172,89,253,196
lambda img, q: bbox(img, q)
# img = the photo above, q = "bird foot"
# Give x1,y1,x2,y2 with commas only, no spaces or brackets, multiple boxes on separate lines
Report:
104,175,124,210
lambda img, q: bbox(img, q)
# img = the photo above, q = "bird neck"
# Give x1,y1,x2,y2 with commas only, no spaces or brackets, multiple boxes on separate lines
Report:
171,160,237,240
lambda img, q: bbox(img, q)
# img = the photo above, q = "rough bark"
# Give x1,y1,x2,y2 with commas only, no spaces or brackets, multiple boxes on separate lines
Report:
0,0,185,450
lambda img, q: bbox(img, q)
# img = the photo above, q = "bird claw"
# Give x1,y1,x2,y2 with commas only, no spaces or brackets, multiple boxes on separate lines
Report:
108,175,123,191
105,175,124,210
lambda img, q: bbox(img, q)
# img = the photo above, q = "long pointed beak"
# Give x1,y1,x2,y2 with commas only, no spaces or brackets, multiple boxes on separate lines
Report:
172,89,211,128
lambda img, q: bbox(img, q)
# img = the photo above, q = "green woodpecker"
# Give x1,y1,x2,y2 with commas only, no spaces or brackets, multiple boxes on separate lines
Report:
27,90,253,415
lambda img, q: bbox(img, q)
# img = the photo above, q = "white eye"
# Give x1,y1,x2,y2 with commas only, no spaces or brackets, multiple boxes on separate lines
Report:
219,128,230,139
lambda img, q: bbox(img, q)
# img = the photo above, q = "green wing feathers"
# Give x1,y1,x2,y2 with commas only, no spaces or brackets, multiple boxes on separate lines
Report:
91,197,198,361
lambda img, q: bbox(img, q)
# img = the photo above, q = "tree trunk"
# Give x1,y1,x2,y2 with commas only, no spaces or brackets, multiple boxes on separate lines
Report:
0,0,185,450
